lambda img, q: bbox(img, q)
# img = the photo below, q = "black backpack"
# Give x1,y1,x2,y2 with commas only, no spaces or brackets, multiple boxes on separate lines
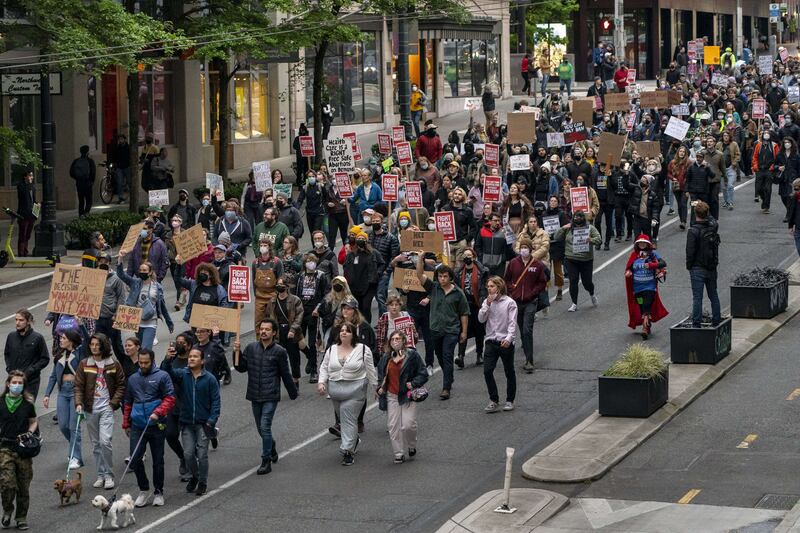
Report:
696,224,720,269
70,157,90,181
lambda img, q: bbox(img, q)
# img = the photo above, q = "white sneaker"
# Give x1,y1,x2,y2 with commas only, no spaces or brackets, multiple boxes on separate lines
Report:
153,336,159,346
484,402,500,413
503,402,514,411
591,295,598,307
68,458,81,471
426,365,433,376
93,477,105,489
103,477,115,490
134,491,152,507
152,492,165,507
567,303,578,312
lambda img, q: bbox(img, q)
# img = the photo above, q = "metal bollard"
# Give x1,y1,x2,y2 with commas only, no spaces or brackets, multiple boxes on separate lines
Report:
494,447,517,514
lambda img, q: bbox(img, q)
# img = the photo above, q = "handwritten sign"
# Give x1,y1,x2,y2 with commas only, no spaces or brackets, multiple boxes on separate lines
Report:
434,211,457,241
227,265,251,304
484,143,500,167
752,98,767,119
572,227,591,253
382,174,399,202
299,136,315,157
605,92,630,112
789,86,800,104
639,91,669,109
546,132,565,148
378,133,392,154
173,223,207,262
509,154,530,171
206,173,224,201
342,131,362,162
392,126,405,144
273,184,292,200
334,172,353,198
464,98,481,111
483,175,502,203
323,137,355,174
758,55,773,75
635,141,661,159
112,305,142,333
392,267,425,292
399,230,444,253
252,161,272,192
396,141,413,166
148,189,169,207
405,181,423,208
519,106,541,120
664,116,690,141
781,48,789,64
121,222,145,252
46,264,106,319
711,72,727,87
189,304,240,333
671,103,690,116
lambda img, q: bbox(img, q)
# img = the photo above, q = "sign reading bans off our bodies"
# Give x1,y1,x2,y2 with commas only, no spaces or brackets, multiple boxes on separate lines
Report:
47,264,106,319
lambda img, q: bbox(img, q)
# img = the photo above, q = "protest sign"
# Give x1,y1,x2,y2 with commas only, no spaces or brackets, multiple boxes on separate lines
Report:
121,222,145,252
434,211,457,241
378,133,392,154
687,62,697,77
227,265,251,304
393,316,417,347
563,122,587,145
484,143,500,167
342,131,362,162
542,214,561,237
758,55,773,74
323,137,355,173
670,103,690,116
382,157,394,173
546,132,564,148
704,45,720,65
382,174,399,201
789,86,800,104
273,184,292,200
605,79,616,90
189,304,240,333
405,181,423,208
112,305,142,333
32,203,40,219
507,113,536,144
570,186,590,215
598,132,627,167
687,41,696,59
299,135,315,157
605,92,630,112
206,173,224,201
570,98,595,124
396,141,413,166
639,91,669,109
519,106,541,120
711,72,727,86
334,172,353,198
509,154,530,171
464,98,481,111
392,126,405,144
173,223,207,262
47,264,106,319
483,175,502,202
399,230,444,253
781,48,789,63
626,69,636,84
635,141,661,159
594,95,603,110
572,227,591,253
392,267,425,292
664,116,690,141
626,83,641,98
668,91,682,105
252,161,272,192
752,98,766,119
626,112,637,132
148,189,169,206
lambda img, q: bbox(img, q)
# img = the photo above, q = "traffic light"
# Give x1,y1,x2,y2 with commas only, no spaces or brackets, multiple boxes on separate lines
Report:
601,17,614,33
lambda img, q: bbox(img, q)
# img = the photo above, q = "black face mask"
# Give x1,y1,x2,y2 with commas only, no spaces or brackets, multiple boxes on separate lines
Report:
98,264,110,271
463,257,474,265
574,216,586,226
197,272,209,283
176,345,187,356
357,241,366,249
276,286,287,294
137,272,149,281
333,285,344,293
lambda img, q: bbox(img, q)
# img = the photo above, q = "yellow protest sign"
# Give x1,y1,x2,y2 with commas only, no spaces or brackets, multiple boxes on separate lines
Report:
704,46,720,65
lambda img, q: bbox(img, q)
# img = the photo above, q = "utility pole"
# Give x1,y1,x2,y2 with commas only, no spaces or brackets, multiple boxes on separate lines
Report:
735,0,743,57
32,70,65,258
397,9,412,140
614,0,624,63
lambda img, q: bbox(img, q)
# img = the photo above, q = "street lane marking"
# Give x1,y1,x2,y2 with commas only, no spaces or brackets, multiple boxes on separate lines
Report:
736,434,758,449
786,389,800,401
0,299,48,323
678,489,701,504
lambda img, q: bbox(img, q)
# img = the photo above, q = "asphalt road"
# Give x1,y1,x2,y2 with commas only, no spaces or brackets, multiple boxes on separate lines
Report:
1,179,799,532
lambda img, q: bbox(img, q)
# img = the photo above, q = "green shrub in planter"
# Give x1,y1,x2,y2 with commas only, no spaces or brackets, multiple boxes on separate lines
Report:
603,343,668,378
599,343,669,418
65,211,144,249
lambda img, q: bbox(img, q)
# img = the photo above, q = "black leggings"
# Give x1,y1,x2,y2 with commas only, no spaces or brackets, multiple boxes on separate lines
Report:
614,200,633,238
565,258,595,305
353,285,377,324
595,203,614,244
326,211,349,249
165,412,184,461
635,290,655,315
300,312,319,372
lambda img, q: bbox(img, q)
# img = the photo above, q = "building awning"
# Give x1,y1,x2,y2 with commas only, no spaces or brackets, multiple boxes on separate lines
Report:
386,18,499,41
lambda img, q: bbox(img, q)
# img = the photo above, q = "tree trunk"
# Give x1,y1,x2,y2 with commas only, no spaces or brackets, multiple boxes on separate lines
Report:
312,40,329,165
127,71,140,213
214,57,230,180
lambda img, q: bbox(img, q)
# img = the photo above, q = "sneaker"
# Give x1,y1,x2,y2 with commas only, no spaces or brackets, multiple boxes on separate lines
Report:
14,522,26,531
567,303,578,312
328,424,341,438
603,243,610,251
679,223,686,230
754,197,760,202
186,478,198,493
556,289,563,301
223,374,232,385
667,209,675,215
103,477,115,490
484,401,500,413
342,452,354,466
503,401,514,411
408,448,417,458
257,458,271,475
426,365,434,376
475,355,483,366
591,294,598,307
134,491,152,507
439,389,450,400
152,492,165,507
271,440,279,464
308,372,318,384
522,361,534,373
455,356,464,369
195,482,207,496
0,515,9,529
93,477,105,489
394,455,406,464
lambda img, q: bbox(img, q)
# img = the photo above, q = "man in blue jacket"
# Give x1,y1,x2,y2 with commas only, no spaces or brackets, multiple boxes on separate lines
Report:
162,347,220,496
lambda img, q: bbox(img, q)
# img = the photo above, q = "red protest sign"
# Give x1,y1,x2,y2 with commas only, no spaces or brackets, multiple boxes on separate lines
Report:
752,98,766,120
299,136,315,157
405,181,423,208
484,143,500,167
227,265,251,303
378,133,392,155
393,315,416,347
382,174,399,201
392,126,405,144
482,175,502,203
570,186,590,215
334,172,353,198
343,132,362,162
434,211,457,241
626,69,636,84
396,141,413,166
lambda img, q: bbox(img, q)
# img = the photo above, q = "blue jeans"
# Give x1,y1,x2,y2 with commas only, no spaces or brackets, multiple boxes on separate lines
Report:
411,110,422,138
137,326,157,351
376,273,390,317
251,401,277,460
181,424,210,483
690,267,721,326
432,332,459,390
57,381,83,464
559,78,572,96
723,166,736,205
130,425,166,492
666,180,674,209
540,74,550,95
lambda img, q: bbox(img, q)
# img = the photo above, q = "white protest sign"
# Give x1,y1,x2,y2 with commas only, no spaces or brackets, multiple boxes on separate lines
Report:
790,86,800,104
322,137,355,174
206,173,224,201
671,103,690,116
464,98,481,111
509,154,530,171
664,116,690,141
542,215,560,237
546,132,564,148
252,161,272,192
758,55,773,74
572,227,590,253
148,189,169,206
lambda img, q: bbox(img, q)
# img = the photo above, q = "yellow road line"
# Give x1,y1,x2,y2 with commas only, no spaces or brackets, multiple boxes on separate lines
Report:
736,434,758,449
786,388,800,401
678,489,702,504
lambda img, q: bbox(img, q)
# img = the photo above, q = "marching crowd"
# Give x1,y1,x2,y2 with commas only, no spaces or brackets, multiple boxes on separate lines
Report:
2,37,800,530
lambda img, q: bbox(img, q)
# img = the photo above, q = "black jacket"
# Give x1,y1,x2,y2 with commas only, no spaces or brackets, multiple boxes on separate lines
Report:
234,340,298,402
369,230,400,277
442,203,478,242
788,194,800,230
686,218,719,271
4,328,50,387
628,184,663,218
376,349,429,406
16,181,35,219
685,163,712,195
195,337,231,381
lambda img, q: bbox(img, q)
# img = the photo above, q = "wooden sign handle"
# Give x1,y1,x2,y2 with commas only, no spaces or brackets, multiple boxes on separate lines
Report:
605,154,613,176
234,307,241,367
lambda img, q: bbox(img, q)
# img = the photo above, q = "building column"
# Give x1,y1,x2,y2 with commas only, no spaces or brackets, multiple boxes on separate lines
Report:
382,17,397,127
269,63,291,157
174,59,203,184
500,0,513,98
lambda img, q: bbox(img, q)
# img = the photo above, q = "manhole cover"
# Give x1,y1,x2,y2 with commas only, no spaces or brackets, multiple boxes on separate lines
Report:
754,494,799,510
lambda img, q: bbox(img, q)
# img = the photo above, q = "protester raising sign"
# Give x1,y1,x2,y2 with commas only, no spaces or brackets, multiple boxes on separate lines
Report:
47,264,106,319
206,173,224,201
378,133,392,154
509,154,530,171
405,181,422,208
399,230,444,253
148,189,169,206
393,316,416,347
570,186,590,215
299,135,315,157
173,224,208,263
227,265,251,304
484,143,500,167
563,122,587,145
483,175,502,202
334,172,353,198
664,116,691,141
546,132,565,148
189,304,240,334
323,137,355,173
434,211,457,241
112,305,142,333
752,98,767,119
392,267,425,292
382,174,399,201
392,126,405,144
342,132,362,162
252,161,272,192
396,141,413,166
121,222,145,253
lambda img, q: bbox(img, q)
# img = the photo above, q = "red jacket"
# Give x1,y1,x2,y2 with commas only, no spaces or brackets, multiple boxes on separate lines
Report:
504,256,547,304
613,68,629,90
752,141,780,172
521,56,529,73
414,131,443,163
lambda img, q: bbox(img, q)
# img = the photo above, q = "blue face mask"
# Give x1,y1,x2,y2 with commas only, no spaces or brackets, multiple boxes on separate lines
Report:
9,384,23,396
202,199,210,207
225,210,236,221
308,177,317,186
140,229,149,239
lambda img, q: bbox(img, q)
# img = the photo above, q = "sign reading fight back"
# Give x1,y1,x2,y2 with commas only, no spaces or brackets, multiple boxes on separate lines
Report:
227,265,251,303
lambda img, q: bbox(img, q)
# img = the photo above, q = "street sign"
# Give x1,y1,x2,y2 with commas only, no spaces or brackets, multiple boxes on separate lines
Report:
1,72,62,95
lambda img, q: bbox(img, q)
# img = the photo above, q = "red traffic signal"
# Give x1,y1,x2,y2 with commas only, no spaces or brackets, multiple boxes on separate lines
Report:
601,18,614,32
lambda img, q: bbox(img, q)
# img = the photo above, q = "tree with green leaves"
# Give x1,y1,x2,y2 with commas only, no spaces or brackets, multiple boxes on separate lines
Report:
525,0,578,48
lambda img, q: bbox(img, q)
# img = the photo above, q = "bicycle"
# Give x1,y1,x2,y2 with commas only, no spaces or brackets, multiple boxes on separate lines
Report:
98,161,116,204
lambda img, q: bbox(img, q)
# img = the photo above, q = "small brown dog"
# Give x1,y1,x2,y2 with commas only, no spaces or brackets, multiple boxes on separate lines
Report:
53,471,82,506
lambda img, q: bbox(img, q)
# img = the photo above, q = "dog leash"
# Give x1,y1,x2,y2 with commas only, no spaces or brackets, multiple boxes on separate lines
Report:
110,418,151,503
65,413,84,481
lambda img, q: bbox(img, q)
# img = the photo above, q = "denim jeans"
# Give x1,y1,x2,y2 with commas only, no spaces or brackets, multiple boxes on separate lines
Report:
690,267,721,326
559,78,572,97
516,301,537,364
114,166,130,199
666,180,674,209
541,74,550,95
432,332,459,390
137,326,157,351
483,340,516,403
251,401,277,460
57,381,83,464
85,407,114,478
181,424,210,483
411,110,423,138
723,166,736,205
130,425,166,492
376,273,391,317
408,307,433,367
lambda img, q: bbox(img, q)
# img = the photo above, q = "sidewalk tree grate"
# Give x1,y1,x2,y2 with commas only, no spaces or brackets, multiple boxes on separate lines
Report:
754,494,799,510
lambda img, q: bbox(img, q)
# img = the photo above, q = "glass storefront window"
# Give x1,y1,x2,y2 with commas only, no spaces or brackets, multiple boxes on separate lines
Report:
250,71,268,138
137,64,173,145
443,37,501,98
233,74,251,140
231,68,270,141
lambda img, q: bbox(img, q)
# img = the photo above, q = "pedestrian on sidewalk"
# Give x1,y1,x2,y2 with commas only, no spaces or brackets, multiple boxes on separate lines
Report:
685,200,721,327
788,178,800,256
3,309,49,400
410,84,427,139
625,234,668,340
0,371,37,530
478,276,518,413
69,145,96,217
557,57,573,97
15,170,36,257
234,319,298,475
521,52,532,96
504,239,547,373
111,133,130,203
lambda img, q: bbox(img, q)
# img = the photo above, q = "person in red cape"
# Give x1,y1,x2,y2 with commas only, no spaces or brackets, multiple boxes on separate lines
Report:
625,234,668,339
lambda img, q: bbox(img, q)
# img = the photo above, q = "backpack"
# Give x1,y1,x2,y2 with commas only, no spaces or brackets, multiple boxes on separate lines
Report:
696,225,720,269
70,157,90,181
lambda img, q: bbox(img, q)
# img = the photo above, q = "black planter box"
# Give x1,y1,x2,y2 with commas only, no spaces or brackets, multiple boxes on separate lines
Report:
670,317,732,364
598,368,669,418
730,278,789,319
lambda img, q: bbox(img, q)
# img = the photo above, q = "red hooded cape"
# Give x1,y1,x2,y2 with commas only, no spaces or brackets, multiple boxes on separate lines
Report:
625,251,669,329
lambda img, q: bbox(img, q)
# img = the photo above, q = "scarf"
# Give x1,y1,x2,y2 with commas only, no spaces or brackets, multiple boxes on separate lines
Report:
141,237,152,263
460,265,480,304
5,394,22,414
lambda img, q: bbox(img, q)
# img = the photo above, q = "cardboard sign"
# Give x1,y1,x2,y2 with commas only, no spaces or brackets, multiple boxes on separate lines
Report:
173,223,207,262
704,45,720,65
299,135,315,157
382,174,399,202
396,141,413,166
626,69,637,84
484,143,500,167
393,267,425,292
639,91,669,109
434,211,457,241
148,189,169,207
483,175,502,203
570,98,595,125
597,132,627,167
189,303,240,333
323,137,355,173
399,230,444,253
393,315,416,347
252,161,272,192
392,126,405,144
570,186,590,215
546,132,565,148
121,222,145,252
32,202,40,219
206,173,224,201
342,131,362,162
378,133,392,154
781,48,789,63
752,98,767,120
47,264,106,319
668,90,682,106
758,55,773,74
509,154,530,171
789,86,800,104
507,113,536,144
227,265,251,304
464,98,481,111
711,72,727,87
635,141,662,159
605,92,630,112
664,116,690,141
405,181,423,208
112,305,142,333
572,227,591,253
563,122,587,145
334,172,353,198
670,104,690,116
273,184,292,200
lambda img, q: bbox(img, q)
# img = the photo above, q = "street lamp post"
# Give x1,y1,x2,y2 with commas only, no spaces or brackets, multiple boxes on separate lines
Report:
397,11,412,140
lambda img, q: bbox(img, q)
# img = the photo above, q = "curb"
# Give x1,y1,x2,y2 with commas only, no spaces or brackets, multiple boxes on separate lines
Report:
435,489,569,533
522,283,800,483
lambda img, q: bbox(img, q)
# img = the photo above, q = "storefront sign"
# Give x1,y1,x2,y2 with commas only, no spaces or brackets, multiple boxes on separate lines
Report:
434,211,457,241
323,137,355,173
483,176,502,203
334,172,353,198
298,136,315,157
382,174,399,201
252,161,272,192
0,72,62,95
405,181,423,208
378,133,392,154
227,265,251,303
47,264,106,319
396,141,413,166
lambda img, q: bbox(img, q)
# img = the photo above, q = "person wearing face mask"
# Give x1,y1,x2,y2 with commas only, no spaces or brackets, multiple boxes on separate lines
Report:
241,171,265,230
442,187,478,264
295,171,325,233
116,252,175,350
308,230,339,280
252,236,284,329
609,163,636,242
415,157,440,193
197,193,216,237
164,214,189,311
628,174,663,241
410,84,427,139
394,211,415,236
475,212,513,277
168,189,197,230
160,332,192,481
266,278,305,388
554,210,602,312
716,131,741,211
351,169,383,224
565,149,592,185
124,220,169,283
503,238,547,372
214,202,252,259
766,81,786,115
752,130,781,214
297,253,330,383
776,137,800,222
541,196,569,301
178,262,230,327
454,247,488,368
369,211,400,317
92,251,129,361
343,231,384,324
415,121,443,164
275,192,304,241
625,234,668,340
701,137,725,220
632,113,657,142
779,113,800,145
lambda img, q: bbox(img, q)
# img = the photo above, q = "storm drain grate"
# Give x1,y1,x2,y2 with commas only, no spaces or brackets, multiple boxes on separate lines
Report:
754,493,800,510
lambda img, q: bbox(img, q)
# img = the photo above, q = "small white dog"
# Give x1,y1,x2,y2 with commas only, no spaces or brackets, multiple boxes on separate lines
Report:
91,494,136,530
